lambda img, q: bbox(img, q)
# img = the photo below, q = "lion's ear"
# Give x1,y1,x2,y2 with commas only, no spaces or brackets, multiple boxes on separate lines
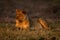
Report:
22,11,26,15
16,9,18,12
16,9,20,12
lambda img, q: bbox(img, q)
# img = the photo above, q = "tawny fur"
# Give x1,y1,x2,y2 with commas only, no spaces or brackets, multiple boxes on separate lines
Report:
16,9,49,30
37,18,49,30
16,9,30,29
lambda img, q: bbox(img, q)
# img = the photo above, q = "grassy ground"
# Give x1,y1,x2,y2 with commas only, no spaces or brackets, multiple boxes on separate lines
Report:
0,21,60,40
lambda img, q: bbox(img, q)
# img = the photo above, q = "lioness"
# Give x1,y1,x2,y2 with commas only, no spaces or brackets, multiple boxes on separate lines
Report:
16,9,30,30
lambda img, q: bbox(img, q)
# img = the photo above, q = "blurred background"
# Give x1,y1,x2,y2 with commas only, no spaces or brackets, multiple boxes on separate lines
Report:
0,0,60,23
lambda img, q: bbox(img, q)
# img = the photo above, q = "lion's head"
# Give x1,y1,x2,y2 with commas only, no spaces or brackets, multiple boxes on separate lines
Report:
16,9,26,22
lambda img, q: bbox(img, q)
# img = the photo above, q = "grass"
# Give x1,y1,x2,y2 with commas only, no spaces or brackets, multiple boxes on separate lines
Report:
0,21,60,40
48,21,60,29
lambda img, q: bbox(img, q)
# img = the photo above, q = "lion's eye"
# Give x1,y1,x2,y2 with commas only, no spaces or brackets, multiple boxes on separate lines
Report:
22,11,26,14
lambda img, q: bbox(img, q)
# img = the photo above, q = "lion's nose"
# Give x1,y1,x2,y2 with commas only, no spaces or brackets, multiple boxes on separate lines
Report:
19,20,23,23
